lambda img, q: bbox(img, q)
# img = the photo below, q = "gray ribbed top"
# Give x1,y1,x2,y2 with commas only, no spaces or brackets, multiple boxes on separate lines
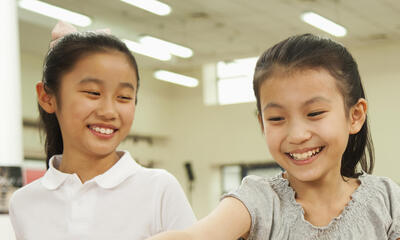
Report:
223,173,400,240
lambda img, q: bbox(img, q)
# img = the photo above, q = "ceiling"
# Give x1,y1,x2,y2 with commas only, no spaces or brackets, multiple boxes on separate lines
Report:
18,0,400,72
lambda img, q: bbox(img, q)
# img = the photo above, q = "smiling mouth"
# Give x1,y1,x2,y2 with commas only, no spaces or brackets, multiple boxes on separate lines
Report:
285,146,325,161
87,125,118,135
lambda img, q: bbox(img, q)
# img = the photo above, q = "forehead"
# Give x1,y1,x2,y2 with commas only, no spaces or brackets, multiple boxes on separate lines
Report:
62,51,138,87
259,68,343,108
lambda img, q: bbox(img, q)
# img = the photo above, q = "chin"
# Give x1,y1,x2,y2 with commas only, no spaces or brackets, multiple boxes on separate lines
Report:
88,145,117,158
287,168,325,183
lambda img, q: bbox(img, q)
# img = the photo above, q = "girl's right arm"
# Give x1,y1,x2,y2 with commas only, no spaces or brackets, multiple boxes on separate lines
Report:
148,197,252,240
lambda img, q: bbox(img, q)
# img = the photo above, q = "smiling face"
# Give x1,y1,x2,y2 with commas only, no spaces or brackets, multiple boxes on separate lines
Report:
258,68,353,182
53,51,137,159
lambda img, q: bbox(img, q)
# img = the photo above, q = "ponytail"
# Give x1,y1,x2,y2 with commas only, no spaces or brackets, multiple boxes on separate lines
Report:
38,105,63,169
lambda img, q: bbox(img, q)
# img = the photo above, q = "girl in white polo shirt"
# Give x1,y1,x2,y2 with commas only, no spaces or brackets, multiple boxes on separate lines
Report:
9,22,196,240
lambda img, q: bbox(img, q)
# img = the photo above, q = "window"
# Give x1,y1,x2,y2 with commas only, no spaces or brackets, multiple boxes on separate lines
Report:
221,162,282,194
216,57,257,105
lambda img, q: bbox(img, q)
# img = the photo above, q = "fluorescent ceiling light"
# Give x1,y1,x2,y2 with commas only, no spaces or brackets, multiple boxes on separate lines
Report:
301,12,347,37
122,39,171,61
120,0,171,16
19,0,91,27
154,70,199,87
140,36,193,58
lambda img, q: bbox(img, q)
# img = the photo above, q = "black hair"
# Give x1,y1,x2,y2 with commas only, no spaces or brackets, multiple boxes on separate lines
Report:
39,32,140,168
253,33,374,178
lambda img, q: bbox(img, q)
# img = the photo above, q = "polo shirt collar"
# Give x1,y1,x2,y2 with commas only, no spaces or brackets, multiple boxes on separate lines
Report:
93,151,141,189
41,151,141,190
41,154,70,190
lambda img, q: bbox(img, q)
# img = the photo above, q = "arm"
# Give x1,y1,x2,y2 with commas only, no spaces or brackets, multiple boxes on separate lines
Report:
148,197,251,240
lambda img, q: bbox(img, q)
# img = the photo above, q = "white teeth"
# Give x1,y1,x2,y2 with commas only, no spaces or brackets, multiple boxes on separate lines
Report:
91,126,114,135
289,147,322,161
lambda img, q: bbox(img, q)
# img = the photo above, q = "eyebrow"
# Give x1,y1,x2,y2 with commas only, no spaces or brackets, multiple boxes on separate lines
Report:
304,96,331,105
79,78,135,90
263,96,331,112
263,102,283,112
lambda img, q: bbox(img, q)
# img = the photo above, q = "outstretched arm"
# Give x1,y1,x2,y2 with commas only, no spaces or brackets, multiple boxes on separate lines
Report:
147,197,251,240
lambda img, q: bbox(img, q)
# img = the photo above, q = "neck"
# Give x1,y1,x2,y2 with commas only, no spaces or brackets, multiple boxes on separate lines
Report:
286,171,355,206
59,149,120,183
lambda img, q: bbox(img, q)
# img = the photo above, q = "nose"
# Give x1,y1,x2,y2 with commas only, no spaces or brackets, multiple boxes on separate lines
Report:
286,120,312,145
96,97,117,120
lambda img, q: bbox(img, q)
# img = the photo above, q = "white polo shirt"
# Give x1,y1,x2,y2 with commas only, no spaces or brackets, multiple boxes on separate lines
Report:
9,151,196,240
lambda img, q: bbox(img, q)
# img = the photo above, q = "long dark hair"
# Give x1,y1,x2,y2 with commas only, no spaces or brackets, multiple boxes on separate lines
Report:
253,33,374,178
39,32,140,168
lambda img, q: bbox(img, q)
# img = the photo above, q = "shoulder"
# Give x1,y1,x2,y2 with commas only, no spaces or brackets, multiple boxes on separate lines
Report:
9,177,46,225
361,174,400,210
137,167,179,184
10,177,45,208
241,175,271,188
223,174,284,208
121,151,180,187
236,174,286,196
242,174,267,184
121,151,178,184
362,174,400,196
362,175,400,239
129,167,183,195
118,153,184,196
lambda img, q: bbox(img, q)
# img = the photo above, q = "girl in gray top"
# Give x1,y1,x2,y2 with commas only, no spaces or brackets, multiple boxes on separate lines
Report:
147,34,400,240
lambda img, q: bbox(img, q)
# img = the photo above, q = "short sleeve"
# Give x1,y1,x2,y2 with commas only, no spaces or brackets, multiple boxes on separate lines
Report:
384,178,400,240
158,171,197,231
222,176,278,240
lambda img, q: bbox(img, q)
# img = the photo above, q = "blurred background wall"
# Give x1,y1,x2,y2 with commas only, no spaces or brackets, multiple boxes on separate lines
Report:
1,0,400,238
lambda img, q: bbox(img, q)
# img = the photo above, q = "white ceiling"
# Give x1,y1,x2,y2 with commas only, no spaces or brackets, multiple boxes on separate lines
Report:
18,0,400,71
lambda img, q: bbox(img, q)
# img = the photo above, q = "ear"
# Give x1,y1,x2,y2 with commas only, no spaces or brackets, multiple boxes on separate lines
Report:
349,98,367,134
36,82,57,114
257,112,265,134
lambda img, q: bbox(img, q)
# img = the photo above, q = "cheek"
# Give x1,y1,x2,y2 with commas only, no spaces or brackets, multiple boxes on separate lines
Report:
69,99,96,120
316,114,350,149
57,97,89,122
56,100,95,138
119,104,135,125
265,126,283,152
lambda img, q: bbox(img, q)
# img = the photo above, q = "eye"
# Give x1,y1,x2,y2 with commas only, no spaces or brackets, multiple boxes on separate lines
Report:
307,111,325,117
82,91,100,96
118,96,133,100
268,117,284,122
